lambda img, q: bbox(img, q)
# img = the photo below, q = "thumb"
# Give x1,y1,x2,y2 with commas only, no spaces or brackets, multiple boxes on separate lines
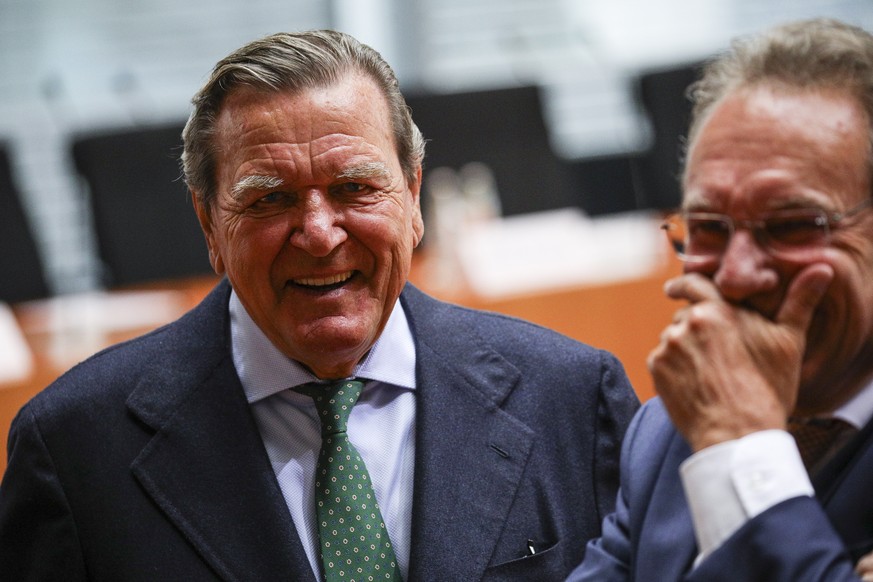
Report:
776,263,834,333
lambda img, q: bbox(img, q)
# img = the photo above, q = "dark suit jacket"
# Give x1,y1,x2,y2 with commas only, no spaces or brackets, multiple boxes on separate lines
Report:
0,280,638,581
568,397,873,581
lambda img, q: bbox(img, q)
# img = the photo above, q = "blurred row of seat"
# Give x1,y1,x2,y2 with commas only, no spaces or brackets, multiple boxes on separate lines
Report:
0,142,51,303
1,60,702,303
407,59,702,219
70,123,212,288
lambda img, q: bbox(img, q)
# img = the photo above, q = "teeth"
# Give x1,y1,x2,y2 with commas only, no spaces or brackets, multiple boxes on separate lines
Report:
294,271,353,287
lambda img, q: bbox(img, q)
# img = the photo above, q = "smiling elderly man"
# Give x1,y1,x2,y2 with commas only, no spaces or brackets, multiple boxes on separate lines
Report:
0,31,637,581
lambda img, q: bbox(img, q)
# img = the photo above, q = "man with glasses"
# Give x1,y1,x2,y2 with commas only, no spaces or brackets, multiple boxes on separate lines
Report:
568,17,873,581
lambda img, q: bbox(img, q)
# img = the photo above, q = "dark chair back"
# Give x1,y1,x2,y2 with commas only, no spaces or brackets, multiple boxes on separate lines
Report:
563,152,647,216
0,143,50,302
70,123,212,287
634,60,705,210
405,85,574,218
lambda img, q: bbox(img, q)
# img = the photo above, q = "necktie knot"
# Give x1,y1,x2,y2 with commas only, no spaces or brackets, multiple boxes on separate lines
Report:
297,380,364,436
788,416,857,473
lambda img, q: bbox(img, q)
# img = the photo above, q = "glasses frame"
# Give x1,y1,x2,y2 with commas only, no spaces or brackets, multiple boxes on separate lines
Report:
661,198,873,263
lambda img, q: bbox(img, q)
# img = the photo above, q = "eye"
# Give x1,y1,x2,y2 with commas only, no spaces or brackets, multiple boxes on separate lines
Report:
764,211,828,246
685,216,730,252
260,191,284,203
333,182,368,194
247,190,294,212
255,191,296,205
329,182,379,201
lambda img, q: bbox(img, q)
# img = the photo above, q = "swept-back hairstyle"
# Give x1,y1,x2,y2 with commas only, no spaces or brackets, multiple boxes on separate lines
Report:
181,30,425,208
687,18,873,177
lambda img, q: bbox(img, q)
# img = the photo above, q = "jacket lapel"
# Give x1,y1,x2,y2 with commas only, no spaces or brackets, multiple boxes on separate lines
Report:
635,430,698,580
126,282,315,581
400,286,534,581
815,418,873,560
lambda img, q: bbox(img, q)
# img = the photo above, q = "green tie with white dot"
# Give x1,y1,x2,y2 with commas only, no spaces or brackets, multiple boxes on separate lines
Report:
297,380,402,582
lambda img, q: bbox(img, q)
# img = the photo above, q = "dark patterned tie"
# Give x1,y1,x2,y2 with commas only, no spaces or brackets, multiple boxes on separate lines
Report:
787,416,857,474
296,379,402,582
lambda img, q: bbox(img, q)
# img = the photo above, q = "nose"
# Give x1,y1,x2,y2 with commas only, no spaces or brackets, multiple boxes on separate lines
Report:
288,191,347,257
711,229,779,302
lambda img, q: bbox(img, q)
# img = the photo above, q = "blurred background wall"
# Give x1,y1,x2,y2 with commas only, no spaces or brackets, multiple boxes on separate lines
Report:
2,0,872,296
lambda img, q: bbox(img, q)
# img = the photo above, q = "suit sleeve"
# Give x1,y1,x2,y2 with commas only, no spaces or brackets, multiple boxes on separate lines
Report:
593,351,640,521
687,496,861,582
567,382,648,582
565,477,635,580
0,405,88,581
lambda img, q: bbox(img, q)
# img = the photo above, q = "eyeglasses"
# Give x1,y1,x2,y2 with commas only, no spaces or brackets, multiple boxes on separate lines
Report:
661,198,873,263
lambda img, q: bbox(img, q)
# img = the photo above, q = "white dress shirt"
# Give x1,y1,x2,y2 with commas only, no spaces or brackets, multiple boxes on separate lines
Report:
229,291,417,580
681,379,873,561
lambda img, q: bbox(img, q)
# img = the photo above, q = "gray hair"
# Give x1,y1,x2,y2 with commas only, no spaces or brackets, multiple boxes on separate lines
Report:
687,18,873,176
181,30,425,208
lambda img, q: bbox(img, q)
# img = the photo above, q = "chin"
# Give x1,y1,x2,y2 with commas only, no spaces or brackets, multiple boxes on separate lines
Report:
299,324,375,354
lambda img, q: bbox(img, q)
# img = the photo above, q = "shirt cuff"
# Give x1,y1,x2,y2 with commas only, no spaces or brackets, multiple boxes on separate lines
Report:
679,429,814,559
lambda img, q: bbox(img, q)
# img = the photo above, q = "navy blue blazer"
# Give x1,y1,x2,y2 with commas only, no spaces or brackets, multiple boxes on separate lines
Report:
568,397,873,581
0,280,638,581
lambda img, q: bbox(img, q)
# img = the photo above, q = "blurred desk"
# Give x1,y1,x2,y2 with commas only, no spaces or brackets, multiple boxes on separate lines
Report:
0,254,680,475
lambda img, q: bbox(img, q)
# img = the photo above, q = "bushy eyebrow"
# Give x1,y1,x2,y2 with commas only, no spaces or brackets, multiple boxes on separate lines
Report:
231,175,285,198
229,162,390,200
336,162,391,182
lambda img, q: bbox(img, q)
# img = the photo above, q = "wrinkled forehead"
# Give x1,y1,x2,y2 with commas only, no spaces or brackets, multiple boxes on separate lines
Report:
210,79,407,194
682,85,872,210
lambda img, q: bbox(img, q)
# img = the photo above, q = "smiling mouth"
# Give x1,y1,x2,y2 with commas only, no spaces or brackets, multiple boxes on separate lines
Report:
290,271,355,291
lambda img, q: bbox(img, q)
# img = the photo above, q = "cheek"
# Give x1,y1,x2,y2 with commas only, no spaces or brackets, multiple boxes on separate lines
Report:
357,221,414,299
223,219,289,273
827,238,873,312
810,260,873,350
354,206,415,254
840,273,873,337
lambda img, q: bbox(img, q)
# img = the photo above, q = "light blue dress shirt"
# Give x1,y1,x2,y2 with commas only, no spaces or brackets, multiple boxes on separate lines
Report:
229,291,417,580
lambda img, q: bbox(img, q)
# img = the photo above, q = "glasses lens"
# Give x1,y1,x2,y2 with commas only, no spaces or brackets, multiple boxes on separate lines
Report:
763,210,829,252
662,209,832,263
663,214,731,261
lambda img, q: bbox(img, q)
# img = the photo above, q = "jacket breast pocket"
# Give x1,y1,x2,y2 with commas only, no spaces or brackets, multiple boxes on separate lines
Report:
482,539,566,581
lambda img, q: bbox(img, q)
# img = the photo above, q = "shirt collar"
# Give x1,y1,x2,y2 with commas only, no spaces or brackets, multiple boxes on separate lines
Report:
229,290,417,404
832,376,873,430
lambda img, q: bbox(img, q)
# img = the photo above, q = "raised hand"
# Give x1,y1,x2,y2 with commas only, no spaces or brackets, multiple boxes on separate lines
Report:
648,264,834,451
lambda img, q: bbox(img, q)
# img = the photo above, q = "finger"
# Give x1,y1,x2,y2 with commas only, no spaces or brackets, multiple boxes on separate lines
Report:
856,551,873,572
776,263,834,333
664,273,721,304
